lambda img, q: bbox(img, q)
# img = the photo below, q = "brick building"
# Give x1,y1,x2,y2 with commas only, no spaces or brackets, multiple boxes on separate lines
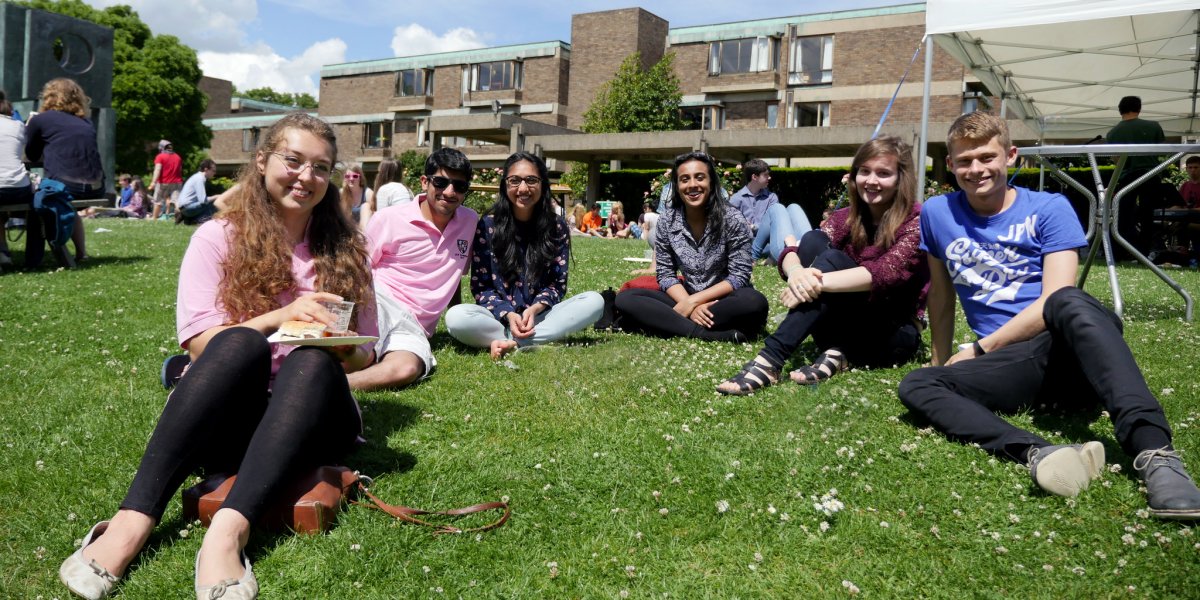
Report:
204,3,996,180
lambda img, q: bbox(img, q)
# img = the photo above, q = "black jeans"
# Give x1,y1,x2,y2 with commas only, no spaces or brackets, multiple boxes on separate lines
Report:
898,287,1172,462
120,328,361,523
615,286,768,342
760,230,921,369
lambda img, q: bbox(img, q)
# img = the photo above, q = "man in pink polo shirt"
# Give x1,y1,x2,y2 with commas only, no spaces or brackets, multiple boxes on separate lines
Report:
348,148,478,390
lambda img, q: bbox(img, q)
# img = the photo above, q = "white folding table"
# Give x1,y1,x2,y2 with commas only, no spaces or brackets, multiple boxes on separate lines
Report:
1017,144,1197,321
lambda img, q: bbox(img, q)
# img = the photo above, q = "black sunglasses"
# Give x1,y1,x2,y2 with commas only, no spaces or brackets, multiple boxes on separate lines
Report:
429,175,470,194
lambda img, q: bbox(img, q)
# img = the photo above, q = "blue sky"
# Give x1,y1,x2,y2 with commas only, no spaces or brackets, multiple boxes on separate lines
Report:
87,0,913,97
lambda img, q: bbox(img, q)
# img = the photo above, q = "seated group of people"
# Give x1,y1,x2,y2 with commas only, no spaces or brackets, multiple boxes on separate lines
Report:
59,112,1200,600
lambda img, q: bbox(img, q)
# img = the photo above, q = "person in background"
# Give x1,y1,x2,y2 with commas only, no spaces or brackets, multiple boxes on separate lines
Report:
339,163,373,225
117,174,133,208
716,136,928,394
24,77,104,265
445,152,603,359
59,112,376,600
360,158,412,226
614,152,768,342
730,158,812,264
149,139,183,220
581,203,603,235
0,89,31,266
1105,96,1166,255
176,159,219,225
608,202,634,238
1178,155,1200,209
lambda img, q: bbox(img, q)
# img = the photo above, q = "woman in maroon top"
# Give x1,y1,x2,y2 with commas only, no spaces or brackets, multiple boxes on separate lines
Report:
717,135,929,394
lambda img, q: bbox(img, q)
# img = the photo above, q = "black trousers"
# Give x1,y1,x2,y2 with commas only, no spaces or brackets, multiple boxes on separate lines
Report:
615,285,768,342
898,287,1172,462
759,230,921,369
120,327,361,523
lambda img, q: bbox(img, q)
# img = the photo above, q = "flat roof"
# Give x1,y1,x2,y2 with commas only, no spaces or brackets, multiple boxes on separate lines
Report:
322,41,569,78
667,3,926,44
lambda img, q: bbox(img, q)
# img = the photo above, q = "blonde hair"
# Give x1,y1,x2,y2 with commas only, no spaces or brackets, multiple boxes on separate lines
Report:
946,111,1010,155
339,163,364,216
39,78,90,118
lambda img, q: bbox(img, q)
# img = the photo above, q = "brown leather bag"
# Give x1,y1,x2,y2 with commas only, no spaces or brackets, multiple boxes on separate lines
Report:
182,466,510,535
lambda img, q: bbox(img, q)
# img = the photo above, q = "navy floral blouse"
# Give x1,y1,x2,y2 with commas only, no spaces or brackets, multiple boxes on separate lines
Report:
469,214,571,320
654,206,754,294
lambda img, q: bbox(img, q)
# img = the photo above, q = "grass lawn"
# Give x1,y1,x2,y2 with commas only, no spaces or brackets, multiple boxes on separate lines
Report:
2,218,1200,598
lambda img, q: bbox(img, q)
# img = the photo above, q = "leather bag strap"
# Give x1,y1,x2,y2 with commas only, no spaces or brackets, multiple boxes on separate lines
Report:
353,483,510,535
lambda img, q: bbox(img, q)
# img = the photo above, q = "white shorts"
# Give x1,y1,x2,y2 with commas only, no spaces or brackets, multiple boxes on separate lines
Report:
375,292,435,377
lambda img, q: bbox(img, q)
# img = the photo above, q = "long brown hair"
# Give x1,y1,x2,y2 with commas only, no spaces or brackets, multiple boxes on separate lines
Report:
218,113,373,329
846,135,916,251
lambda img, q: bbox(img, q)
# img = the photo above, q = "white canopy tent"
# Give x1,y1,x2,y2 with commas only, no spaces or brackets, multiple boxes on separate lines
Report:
920,0,1200,141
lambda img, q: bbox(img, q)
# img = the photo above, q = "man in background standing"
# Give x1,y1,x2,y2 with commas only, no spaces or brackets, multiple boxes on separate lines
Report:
149,139,183,220
1106,96,1166,255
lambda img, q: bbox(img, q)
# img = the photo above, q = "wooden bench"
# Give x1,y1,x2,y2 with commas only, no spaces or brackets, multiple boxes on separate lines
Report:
1,198,113,269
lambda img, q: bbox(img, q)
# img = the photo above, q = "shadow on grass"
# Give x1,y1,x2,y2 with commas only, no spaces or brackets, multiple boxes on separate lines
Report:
354,399,420,476
0,253,153,274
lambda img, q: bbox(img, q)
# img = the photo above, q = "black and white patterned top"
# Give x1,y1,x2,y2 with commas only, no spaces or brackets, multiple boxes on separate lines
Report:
654,205,754,294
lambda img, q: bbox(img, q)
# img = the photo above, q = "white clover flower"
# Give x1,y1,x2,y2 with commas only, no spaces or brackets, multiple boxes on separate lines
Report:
819,521,830,532
659,508,669,516
842,579,860,594
716,500,730,513
350,543,362,551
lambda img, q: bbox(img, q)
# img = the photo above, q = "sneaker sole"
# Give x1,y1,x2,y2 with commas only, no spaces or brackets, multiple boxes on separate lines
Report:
1148,506,1200,520
1034,447,1091,498
1078,441,1106,481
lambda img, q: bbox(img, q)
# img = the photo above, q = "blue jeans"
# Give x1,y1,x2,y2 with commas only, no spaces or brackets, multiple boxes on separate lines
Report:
751,203,812,261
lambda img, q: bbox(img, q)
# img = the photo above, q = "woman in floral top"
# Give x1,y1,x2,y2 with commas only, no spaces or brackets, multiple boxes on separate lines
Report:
614,152,769,342
445,152,604,359
717,135,930,395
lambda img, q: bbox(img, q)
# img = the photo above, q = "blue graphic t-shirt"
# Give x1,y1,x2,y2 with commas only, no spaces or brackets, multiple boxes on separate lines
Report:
919,187,1086,336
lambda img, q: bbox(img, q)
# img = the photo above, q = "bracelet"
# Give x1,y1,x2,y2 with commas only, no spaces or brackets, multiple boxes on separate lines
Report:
776,245,799,280
972,340,985,356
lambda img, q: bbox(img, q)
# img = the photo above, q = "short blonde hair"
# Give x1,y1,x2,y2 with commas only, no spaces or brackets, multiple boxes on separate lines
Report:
946,111,1010,155
39,78,90,118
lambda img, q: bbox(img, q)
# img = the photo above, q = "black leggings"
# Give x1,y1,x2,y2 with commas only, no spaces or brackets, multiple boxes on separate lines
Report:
615,285,768,341
121,327,361,523
759,230,921,369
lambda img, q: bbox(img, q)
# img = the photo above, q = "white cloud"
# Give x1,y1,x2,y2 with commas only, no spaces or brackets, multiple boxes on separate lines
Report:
198,39,347,96
89,0,254,53
390,24,486,57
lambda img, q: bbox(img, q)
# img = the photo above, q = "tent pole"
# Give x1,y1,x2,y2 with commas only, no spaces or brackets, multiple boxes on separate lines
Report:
917,35,933,202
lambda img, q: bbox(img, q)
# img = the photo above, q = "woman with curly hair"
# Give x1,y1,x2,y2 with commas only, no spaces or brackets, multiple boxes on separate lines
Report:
716,135,929,394
445,152,603,359
24,77,104,265
614,152,769,342
60,113,376,600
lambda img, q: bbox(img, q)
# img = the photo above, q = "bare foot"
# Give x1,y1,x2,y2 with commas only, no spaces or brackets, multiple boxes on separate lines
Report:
489,339,518,360
195,509,250,587
80,509,154,578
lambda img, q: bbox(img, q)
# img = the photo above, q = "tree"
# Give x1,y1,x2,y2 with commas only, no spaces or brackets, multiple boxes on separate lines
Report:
233,86,318,109
582,52,684,134
19,0,211,174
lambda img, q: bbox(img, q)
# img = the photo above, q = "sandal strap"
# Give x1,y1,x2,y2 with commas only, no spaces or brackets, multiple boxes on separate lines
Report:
720,359,779,394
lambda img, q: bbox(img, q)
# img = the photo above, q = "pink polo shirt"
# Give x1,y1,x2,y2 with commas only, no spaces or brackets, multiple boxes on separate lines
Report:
176,219,379,376
366,195,478,336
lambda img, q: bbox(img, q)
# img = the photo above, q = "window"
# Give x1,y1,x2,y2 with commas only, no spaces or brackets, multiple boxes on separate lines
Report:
471,61,520,91
793,102,830,127
395,69,432,96
709,37,777,75
789,35,833,85
680,106,724,131
363,122,391,149
767,103,778,129
241,128,259,151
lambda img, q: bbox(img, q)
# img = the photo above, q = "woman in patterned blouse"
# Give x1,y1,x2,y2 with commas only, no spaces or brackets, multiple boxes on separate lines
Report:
614,152,769,342
716,135,930,395
445,152,604,359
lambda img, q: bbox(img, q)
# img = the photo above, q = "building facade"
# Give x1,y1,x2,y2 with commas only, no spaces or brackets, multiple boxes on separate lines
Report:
203,3,983,178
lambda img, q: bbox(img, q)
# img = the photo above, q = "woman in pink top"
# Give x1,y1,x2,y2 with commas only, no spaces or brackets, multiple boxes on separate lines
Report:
60,113,375,600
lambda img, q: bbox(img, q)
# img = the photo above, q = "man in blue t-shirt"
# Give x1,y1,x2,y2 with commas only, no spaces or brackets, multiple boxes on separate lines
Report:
899,111,1200,519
